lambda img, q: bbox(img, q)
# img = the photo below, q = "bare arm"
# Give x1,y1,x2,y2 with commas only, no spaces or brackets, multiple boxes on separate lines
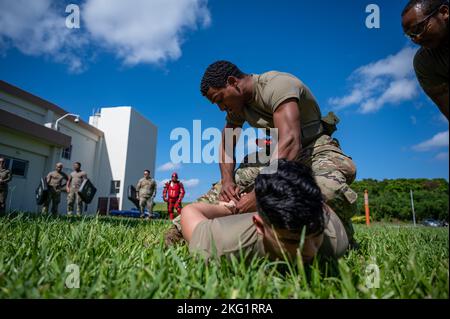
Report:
236,99,302,213
181,202,235,243
272,98,302,160
219,123,241,201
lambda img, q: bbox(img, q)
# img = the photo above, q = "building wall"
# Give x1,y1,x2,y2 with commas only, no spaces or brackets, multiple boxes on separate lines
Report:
0,128,51,212
1,85,157,214
0,91,47,125
123,108,158,209
91,107,130,210
91,107,157,210
0,90,104,214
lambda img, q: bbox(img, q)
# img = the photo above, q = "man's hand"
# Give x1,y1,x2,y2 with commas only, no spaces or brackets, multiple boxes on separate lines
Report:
236,191,257,213
218,200,237,214
219,180,240,202
66,187,70,193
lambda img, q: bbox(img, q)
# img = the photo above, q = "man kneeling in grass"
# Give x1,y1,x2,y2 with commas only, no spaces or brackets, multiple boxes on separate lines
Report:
181,160,349,263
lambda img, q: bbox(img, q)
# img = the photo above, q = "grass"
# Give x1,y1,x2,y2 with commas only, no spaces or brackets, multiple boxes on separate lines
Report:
0,213,448,299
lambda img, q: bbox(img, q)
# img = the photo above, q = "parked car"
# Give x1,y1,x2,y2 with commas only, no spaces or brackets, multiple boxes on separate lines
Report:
422,218,443,227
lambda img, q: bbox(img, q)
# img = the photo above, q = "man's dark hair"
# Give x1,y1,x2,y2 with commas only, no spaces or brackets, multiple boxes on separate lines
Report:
200,60,246,96
402,0,448,16
144,169,150,174
74,162,81,167
254,160,325,235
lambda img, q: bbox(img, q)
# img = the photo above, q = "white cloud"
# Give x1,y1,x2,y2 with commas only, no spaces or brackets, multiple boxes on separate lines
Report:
0,0,211,72
412,131,449,152
157,162,181,172
435,152,449,161
0,0,88,72
355,47,416,80
83,0,210,66
182,178,200,187
328,47,419,114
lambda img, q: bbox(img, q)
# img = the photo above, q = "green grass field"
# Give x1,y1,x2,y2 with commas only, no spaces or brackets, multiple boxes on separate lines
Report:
0,212,448,299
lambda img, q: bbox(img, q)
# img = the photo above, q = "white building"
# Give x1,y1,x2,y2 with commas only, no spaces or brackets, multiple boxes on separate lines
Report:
0,80,157,214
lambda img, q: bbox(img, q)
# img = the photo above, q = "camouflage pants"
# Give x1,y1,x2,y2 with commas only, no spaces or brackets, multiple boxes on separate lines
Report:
194,134,358,240
67,189,83,215
0,188,7,215
42,189,61,216
139,196,154,215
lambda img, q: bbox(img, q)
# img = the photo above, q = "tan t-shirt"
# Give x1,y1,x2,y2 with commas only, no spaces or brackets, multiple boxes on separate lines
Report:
70,170,87,190
189,206,349,261
189,213,266,260
414,44,449,96
226,71,323,146
46,170,68,192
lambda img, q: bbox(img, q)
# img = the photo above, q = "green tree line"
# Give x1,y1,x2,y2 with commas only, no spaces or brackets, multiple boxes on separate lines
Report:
351,178,449,222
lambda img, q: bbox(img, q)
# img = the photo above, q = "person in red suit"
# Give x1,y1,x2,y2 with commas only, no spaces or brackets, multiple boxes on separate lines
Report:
163,172,185,220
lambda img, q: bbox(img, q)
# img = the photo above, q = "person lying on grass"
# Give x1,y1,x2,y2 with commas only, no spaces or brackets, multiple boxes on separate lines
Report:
181,160,349,263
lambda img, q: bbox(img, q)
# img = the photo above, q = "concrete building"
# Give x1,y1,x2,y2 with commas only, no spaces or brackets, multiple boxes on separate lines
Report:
0,80,157,214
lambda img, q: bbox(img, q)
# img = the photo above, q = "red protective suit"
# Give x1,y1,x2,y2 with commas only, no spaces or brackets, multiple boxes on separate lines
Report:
163,173,185,220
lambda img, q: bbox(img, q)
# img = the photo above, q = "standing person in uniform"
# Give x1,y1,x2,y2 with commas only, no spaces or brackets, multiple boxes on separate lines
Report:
163,172,185,221
402,0,449,120
66,162,87,216
136,169,157,219
165,61,358,249
42,162,68,216
0,157,12,216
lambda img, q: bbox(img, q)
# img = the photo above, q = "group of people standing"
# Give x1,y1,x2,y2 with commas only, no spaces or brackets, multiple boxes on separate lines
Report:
0,159,88,216
135,170,185,220
1,157,187,219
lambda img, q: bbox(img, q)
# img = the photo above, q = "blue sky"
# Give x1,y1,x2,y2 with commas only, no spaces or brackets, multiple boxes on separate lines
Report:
0,0,448,202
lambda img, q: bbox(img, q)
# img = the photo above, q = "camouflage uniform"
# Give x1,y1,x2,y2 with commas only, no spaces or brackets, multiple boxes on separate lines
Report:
195,135,357,240
42,170,68,216
136,177,157,217
0,167,12,216
67,170,87,216
166,71,358,246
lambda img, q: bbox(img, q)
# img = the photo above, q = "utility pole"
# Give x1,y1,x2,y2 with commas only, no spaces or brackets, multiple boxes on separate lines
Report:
364,189,370,226
410,189,416,226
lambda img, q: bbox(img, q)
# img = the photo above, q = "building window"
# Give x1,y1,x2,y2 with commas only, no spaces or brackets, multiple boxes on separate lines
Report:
0,155,29,178
61,145,72,160
110,180,121,194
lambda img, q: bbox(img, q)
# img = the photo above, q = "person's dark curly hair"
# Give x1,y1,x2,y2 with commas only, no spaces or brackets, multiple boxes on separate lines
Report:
200,61,246,96
254,159,325,235
401,0,448,16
